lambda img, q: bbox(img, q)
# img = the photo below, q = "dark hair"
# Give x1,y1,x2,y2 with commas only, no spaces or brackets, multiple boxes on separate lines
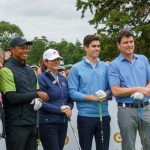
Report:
38,59,46,72
83,35,100,47
116,29,134,44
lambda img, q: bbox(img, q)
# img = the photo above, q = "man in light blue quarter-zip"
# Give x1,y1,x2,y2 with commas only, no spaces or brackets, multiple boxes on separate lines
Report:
68,34,111,150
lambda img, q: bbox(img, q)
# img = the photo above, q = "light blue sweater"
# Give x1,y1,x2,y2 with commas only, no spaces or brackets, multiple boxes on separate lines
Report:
68,57,111,117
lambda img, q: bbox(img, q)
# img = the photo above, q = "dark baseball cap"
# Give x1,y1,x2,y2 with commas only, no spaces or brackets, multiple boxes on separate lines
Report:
10,37,32,47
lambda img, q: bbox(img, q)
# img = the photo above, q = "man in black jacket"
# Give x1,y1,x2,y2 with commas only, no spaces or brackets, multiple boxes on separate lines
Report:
0,37,49,150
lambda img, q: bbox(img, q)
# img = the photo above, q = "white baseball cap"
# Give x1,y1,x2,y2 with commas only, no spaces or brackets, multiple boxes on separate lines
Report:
43,49,62,60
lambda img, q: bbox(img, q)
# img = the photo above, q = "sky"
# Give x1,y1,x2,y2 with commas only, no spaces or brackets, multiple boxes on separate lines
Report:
0,0,96,43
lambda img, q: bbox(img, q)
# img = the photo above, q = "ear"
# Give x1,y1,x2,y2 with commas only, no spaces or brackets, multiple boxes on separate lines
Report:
117,42,120,50
10,47,14,54
84,46,88,52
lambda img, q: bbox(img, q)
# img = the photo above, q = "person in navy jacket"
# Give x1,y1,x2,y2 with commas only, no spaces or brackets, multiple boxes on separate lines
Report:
38,49,73,150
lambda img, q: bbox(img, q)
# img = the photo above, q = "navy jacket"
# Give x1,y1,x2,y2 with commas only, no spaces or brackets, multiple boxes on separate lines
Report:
38,70,73,124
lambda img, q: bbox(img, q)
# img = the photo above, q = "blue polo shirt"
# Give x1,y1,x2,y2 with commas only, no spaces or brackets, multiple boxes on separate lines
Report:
108,54,150,103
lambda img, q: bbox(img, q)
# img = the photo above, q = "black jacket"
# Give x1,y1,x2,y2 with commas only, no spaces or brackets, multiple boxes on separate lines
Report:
2,57,38,126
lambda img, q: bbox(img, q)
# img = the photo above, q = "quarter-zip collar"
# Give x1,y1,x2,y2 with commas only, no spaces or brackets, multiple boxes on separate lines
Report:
7,57,26,67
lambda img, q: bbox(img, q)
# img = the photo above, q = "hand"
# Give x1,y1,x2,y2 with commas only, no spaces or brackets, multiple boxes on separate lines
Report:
61,105,72,118
4,51,11,60
61,105,70,110
131,92,144,100
138,87,150,97
30,98,43,111
37,92,49,102
95,90,107,99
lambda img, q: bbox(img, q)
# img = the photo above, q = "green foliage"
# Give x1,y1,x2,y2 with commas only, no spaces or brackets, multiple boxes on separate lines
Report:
76,0,150,60
27,38,46,65
27,38,84,66
0,21,23,50
99,33,119,61
47,39,84,64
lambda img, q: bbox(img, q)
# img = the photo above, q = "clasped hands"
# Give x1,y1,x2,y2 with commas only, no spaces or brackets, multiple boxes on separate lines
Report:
95,90,107,102
131,92,144,100
61,105,72,118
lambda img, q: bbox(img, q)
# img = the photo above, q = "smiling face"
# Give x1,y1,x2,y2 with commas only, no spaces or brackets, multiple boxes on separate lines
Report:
117,36,135,57
10,44,29,63
44,58,60,74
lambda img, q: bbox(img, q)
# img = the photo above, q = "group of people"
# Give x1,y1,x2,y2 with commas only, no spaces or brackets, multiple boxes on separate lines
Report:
0,28,150,150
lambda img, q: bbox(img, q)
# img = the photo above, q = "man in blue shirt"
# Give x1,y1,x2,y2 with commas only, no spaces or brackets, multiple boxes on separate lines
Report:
108,29,150,150
68,35,111,150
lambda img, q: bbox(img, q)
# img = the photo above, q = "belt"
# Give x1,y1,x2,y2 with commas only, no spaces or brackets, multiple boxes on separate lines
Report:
118,101,149,108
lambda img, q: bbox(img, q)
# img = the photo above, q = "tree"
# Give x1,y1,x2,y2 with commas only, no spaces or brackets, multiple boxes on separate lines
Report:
47,39,84,65
76,0,150,60
27,38,46,65
27,38,84,66
0,21,23,50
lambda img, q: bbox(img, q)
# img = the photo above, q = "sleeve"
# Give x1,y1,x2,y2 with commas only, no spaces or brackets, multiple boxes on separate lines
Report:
144,56,150,81
41,103,61,114
105,65,112,95
0,67,16,94
65,78,74,109
5,92,38,105
108,62,120,87
38,74,62,114
0,67,38,105
68,66,85,101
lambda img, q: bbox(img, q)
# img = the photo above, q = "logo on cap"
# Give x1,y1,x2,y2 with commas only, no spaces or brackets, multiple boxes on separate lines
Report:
53,51,57,54
43,49,62,60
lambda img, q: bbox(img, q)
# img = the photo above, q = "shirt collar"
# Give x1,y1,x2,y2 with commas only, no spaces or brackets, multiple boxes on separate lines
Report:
84,57,100,68
84,57,100,64
118,53,138,62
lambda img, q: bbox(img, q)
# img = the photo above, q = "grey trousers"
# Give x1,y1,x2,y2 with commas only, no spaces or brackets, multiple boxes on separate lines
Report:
117,104,150,150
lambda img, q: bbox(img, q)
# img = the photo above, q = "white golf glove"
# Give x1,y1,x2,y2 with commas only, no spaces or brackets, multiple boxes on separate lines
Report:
61,105,70,110
30,98,43,111
131,92,144,100
95,90,107,99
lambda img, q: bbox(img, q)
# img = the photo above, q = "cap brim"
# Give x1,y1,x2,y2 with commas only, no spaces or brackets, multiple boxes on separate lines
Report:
47,55,62,60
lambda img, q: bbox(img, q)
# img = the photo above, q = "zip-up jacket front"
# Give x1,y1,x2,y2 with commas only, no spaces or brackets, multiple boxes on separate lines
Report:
68,57,111,117
0,57,39,126
38,70,73,124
